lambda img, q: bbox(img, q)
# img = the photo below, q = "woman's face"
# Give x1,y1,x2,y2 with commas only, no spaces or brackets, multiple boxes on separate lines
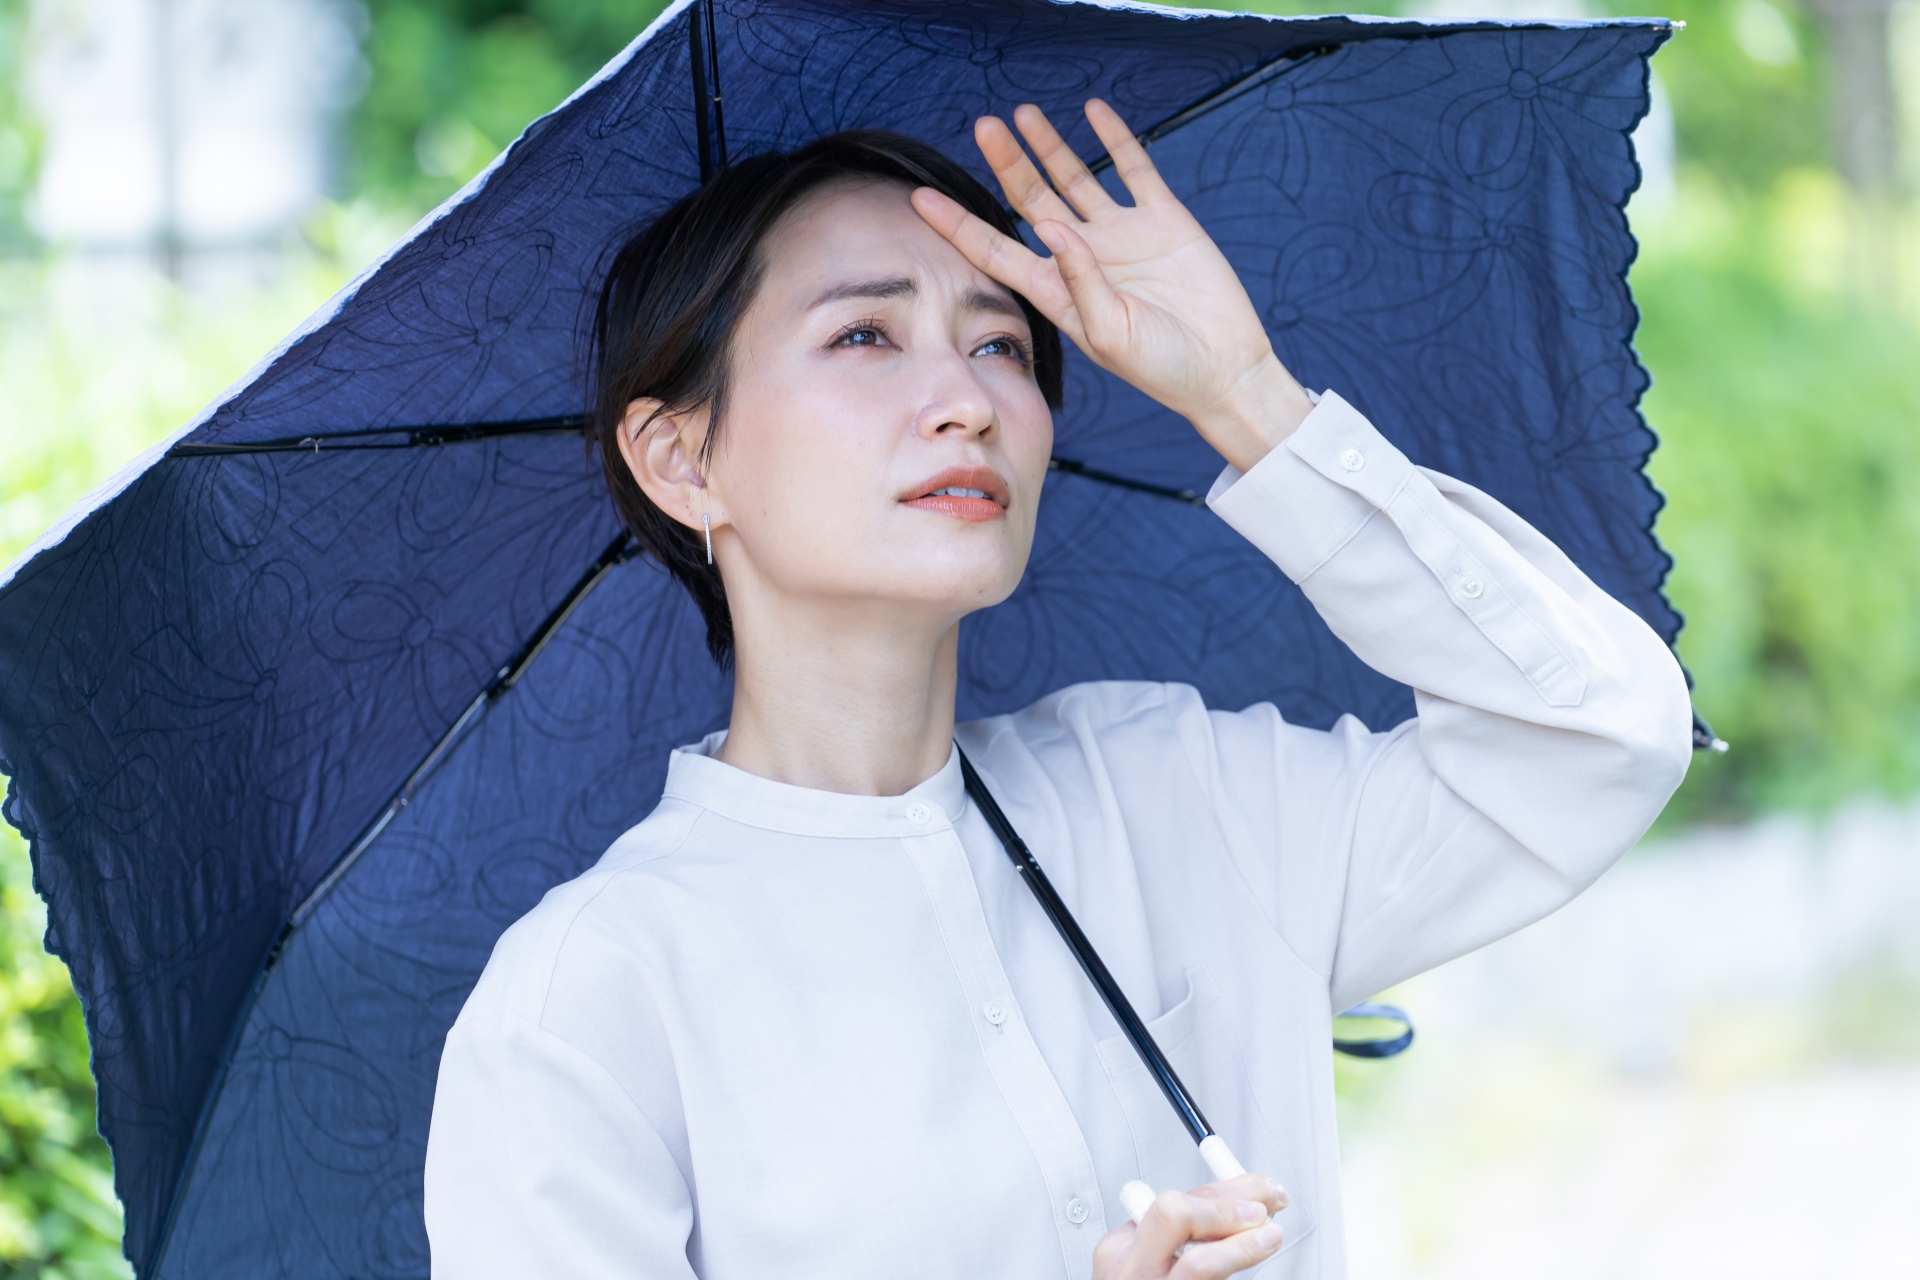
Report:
681,179,1054,628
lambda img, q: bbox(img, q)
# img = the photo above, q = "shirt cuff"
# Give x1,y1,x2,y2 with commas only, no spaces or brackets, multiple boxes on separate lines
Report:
1206,390,1416,584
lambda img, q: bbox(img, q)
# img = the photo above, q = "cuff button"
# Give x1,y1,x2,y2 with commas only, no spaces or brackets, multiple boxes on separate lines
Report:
1339,449,1366,472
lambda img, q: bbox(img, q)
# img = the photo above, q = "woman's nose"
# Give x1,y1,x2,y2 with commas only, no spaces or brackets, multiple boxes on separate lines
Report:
914,351,998,439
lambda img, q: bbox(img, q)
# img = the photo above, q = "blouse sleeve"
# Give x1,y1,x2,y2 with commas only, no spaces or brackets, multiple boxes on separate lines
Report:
425,1007,698,1279
1199,390,1693,1012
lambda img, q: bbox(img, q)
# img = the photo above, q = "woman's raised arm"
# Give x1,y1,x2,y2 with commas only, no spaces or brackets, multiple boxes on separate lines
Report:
924,95,1694,1033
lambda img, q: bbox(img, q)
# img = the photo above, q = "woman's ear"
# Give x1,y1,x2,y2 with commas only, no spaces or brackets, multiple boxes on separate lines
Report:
616,398,725,532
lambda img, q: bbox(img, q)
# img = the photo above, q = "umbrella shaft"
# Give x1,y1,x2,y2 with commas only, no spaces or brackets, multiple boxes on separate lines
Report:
957,749,1214,1146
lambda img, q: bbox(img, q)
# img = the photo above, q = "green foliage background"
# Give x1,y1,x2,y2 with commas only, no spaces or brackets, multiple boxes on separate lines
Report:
0,824,125,1279
1638,191,1920,818
4,0,1920,1269
352,0,671,206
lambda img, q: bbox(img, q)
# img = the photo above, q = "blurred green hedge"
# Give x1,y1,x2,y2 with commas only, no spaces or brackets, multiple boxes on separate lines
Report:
0,825,129,1279
352,0,672,206
1639,176,1920,822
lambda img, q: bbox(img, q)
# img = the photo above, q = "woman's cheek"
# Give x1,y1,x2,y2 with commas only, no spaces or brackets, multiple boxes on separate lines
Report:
759,405,886,562
1004,394,1054,496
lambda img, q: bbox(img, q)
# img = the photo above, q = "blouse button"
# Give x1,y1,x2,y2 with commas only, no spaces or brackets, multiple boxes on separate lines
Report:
1066,1197,1090,1224
905,802,931,824
1339,448,1366,472
1459,575,1484,599
982,1000,1008,1026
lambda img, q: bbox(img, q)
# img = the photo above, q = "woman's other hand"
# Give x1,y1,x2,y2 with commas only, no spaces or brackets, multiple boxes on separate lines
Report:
911,100,1316,473
1092,1174,1290,1279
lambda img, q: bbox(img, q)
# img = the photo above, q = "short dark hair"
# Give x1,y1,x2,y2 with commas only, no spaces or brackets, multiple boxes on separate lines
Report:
587,130,1064,666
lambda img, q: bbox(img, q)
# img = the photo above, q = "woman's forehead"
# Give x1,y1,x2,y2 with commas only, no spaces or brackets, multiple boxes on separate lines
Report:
760,178,1012,308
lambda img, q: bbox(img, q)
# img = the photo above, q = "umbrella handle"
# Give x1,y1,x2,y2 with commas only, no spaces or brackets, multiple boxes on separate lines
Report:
1118,1133,1249,1225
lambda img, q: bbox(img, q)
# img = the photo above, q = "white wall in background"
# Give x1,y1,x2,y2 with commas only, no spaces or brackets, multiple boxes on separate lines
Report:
25,0,365,251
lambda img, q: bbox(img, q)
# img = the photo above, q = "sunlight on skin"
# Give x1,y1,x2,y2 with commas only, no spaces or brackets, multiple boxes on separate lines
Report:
616,100,1306,1278
617,98,1320,802
617,179,1054,800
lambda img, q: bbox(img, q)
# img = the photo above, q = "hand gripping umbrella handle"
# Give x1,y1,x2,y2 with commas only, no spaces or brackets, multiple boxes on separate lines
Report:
1119,1137,1246,1225
956,747,1250,1213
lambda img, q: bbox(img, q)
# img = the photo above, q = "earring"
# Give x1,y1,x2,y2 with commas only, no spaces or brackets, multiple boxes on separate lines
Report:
703,513,713,565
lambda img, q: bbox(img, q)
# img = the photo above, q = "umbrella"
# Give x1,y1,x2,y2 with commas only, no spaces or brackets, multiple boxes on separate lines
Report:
0,1,1686,1274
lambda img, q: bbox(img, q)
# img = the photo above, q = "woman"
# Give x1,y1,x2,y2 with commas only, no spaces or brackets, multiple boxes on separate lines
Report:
423,101,1691,1279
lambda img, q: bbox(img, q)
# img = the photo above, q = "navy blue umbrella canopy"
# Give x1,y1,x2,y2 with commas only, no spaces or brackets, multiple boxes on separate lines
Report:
0,1,1681,1274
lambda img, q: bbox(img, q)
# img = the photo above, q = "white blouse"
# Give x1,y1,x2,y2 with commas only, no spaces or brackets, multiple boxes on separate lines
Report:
423,392,1692,1279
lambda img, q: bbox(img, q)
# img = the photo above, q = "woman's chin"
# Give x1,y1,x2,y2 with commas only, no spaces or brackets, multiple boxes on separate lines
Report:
855,554,1027,615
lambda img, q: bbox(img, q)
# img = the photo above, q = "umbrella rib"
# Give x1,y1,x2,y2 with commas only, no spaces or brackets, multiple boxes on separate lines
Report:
688,0,727,181
281,531,637,937
144,530,634,1276
165,414,588,457
1049,455,1206,507
1083,43,1338,179
164,422,1213,512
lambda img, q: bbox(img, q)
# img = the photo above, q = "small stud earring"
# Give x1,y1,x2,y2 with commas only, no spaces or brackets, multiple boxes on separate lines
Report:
703,513,712,565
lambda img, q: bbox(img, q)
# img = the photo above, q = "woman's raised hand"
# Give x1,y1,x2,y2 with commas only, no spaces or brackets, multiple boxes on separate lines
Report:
1092,1174,1290,1280
912,99,1317,474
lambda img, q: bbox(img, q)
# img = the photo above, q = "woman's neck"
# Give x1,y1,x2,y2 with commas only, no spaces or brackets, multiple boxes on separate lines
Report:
717,596,961,797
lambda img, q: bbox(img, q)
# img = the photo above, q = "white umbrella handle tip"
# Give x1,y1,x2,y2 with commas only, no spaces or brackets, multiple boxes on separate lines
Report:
1198,1134,1246,1181
1120,1180,1156,1225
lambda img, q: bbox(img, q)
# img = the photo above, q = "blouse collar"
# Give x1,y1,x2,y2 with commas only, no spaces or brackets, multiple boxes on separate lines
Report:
662,731,971,839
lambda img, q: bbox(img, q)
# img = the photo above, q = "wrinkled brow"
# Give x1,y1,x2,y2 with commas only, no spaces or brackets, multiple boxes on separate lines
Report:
808,275,1025,321
809,276,915,308
963,288,1025,320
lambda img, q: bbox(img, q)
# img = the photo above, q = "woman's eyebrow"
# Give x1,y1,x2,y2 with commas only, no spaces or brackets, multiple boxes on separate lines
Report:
806,277,1021,319
963,288,1024,320
810,276,915,308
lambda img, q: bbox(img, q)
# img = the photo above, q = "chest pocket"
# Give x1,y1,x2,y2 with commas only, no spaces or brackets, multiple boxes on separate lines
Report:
1094,965,1316,1261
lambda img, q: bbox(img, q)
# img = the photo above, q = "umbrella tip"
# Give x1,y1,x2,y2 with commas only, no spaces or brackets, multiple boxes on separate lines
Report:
1120,1180,1156,1225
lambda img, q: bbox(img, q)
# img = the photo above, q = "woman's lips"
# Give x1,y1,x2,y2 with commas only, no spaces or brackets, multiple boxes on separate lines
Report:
902,468,1009,522
903,490,1005,521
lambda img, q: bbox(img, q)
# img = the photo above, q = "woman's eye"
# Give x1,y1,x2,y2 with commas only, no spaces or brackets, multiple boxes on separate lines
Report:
836,326,886,348
976,337,1031,363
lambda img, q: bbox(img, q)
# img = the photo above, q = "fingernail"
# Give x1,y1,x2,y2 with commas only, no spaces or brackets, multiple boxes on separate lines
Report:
1268,1180,1289,1209
1255,1224,1285,1250
1236,1201,1267,1224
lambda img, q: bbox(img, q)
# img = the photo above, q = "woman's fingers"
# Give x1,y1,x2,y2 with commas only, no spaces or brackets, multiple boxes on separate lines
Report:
974,115,1080,230
909,188,1074,322
1011,102,1117,221
1031,219,1123,351
1092,1178,1289,1280
1132,1189,1270,1262
1189,1173,1289,1217
1171,1223,1286,1279
1084,98,1176,208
